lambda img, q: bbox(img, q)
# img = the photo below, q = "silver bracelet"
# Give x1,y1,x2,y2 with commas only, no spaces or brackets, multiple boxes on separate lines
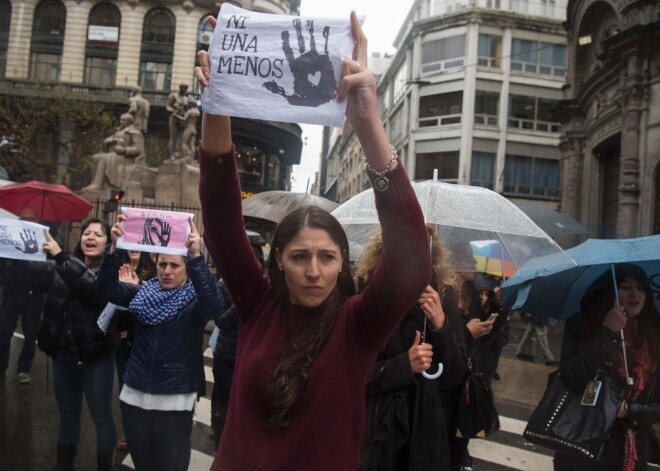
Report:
363,144,399,192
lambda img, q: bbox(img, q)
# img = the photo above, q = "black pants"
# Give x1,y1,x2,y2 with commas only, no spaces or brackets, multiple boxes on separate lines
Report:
0,290,45,374
120,401,193,471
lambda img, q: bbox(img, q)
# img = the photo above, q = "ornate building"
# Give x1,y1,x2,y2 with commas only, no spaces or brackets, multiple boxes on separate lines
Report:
319,0,569,211
0,0,302,203
558,0,660,237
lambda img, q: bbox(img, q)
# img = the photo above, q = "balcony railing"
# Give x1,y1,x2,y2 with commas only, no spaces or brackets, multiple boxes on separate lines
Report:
418,113,462,128
0,78,170,106
421,58,465,74
507,117,560,133
510,61,566,78
474,114,499,126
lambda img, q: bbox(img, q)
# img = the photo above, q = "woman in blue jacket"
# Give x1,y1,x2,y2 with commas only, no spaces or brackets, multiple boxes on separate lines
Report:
97,215,223,471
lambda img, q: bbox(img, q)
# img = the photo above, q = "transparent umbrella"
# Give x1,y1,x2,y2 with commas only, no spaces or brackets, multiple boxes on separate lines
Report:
242,191,339,225
331,177,576,275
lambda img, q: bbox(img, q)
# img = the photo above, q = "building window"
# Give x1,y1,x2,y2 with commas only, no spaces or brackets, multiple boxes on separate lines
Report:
139,61,172,91
140,8,175,91
29,52,61,81
471,151,495,189
511,39,566,77
0,0,10,78
504,154,558,197
474,91,499,126
85,57,116,87
390,107,404,140
540,0,556,16
85,3,120,87
415,151,459,182
392,62,408,103
419,91,462,128
511,0,529,13
236,143,266,186
477,34,502,69
508,95,560,133
421,35,465,74
30,0,65,82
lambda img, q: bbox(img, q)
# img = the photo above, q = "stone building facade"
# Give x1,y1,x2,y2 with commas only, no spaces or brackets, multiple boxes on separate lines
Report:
558,0,660,237
0,0,302,206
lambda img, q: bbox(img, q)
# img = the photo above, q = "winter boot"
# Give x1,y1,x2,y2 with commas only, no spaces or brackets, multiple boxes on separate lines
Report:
55,443,76,471
97,451,114,471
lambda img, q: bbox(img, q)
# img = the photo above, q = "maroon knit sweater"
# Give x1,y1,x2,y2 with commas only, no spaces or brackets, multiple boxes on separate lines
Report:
199,146,431,471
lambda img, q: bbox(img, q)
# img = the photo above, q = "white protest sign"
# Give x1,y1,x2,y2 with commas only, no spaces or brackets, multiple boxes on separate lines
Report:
0,217,48,262
97,302,128,334
203,4,362,127
116,207,194,256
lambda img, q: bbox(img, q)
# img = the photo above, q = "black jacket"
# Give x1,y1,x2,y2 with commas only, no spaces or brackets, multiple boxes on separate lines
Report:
0,258,55,294
360,299,468,471
37,252,116,362
214,280,237,364
97,249,221,395
559,314,660,428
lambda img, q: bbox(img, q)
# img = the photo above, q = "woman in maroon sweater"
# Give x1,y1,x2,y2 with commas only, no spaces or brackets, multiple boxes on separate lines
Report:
195,12,432,471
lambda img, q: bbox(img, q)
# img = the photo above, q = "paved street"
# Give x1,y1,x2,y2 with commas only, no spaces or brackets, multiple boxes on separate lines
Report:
0,314,645,471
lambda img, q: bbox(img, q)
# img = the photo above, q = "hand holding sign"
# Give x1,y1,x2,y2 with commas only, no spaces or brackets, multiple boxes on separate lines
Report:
263,19,336,107
185,217,201,258
42,229,62,258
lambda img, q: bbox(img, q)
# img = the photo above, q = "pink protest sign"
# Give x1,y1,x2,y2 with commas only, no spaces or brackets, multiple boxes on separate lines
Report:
116,207,194,256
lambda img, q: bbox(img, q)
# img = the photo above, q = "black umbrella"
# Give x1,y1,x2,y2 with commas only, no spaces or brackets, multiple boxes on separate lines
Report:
515,204,590,239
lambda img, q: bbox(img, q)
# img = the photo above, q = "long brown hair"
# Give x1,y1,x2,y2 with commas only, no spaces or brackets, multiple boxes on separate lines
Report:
581,265,660,370
355,223,455,291
266,206,355,426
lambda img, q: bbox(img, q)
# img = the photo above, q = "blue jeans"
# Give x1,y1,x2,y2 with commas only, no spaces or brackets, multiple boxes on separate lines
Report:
0,290,45,374
120,401,193,471
52,351,117,454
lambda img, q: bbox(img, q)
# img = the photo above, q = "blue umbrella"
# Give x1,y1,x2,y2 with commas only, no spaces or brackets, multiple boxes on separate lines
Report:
501,235,660,384
501,235,660,319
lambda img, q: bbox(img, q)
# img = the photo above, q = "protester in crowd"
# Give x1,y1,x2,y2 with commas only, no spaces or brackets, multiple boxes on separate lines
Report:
474,276,510,382
37,218,117,471
195,12,432,470
356,224,468,470
210,242,265,450
113,250,156,451
97,215,222,471
0,208,52,384
554,263,660,471
516,310,558,366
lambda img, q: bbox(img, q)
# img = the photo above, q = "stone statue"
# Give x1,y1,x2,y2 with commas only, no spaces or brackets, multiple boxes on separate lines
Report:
175,98,200,161
82,113,145,192
128,86,150,134
167,83,189,159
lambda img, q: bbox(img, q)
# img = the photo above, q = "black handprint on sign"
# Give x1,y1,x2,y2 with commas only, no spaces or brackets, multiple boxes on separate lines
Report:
15,228,39,254
151,219,171,247
263,19,337,107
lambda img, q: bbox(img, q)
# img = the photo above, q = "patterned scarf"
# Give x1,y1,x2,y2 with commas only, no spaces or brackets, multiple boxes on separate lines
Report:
128,278,196,326
616,321,652,471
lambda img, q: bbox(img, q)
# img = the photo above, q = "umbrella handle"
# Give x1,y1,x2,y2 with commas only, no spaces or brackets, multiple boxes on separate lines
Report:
422,362,444,379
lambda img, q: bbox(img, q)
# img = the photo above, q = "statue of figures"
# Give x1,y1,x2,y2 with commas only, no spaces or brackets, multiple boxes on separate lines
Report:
82,113,145,192
128,86,150,134
175,98,201,161
167,83,189,159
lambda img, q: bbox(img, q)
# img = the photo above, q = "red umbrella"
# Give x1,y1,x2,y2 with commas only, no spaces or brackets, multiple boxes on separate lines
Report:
0,180,93,222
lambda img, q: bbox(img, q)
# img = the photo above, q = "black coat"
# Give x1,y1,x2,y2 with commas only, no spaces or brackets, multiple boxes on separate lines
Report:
37,252,116,362
360,298,468,471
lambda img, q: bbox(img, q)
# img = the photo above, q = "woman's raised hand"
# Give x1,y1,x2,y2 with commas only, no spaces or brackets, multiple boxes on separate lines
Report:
110,215,126,253
42,229,62,257
186,217,201,258
337,12,375,131
194,16,216,92
119,263,139,285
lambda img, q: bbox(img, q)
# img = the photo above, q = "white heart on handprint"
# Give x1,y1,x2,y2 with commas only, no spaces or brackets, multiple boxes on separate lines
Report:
307,71,321,86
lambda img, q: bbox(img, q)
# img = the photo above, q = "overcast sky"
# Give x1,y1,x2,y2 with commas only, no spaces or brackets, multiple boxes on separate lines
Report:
290,0,415,192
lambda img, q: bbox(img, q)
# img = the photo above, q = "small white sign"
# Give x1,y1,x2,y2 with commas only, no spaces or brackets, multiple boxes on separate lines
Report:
203,4,362,127
0,217,48,262
88,25,119,43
